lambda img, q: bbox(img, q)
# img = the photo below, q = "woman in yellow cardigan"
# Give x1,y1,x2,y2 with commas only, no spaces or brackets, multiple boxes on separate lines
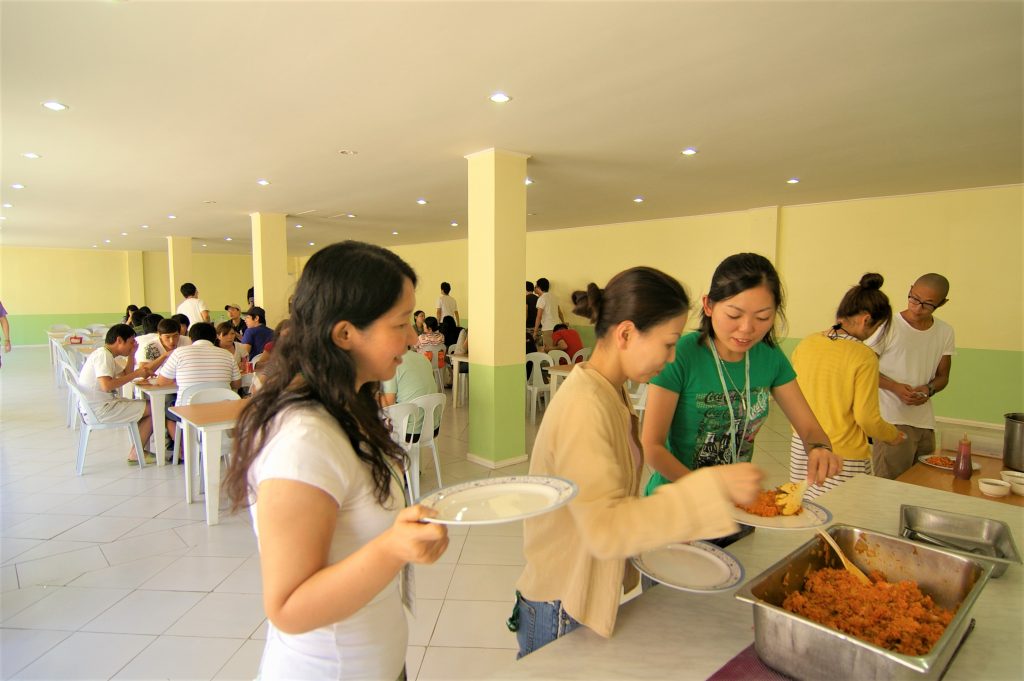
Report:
510,267,762,658
789,272,905,497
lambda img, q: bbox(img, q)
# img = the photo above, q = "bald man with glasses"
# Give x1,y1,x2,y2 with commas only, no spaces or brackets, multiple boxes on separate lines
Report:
867,273,954,479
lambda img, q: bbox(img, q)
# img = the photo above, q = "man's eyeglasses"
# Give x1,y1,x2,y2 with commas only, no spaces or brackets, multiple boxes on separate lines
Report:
907,291,938,312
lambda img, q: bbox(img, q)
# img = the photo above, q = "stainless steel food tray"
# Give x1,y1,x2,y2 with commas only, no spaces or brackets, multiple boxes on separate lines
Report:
735,525,993,680
899,504,1021,578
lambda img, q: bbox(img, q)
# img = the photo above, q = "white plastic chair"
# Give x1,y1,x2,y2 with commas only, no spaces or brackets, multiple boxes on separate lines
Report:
169,381,230,464
250,352,266,365
409,393,445,494
56,350,87,429
88,324,110,334
419,344,447,391
181,387,240,505
63,365,147,475
384,402,422,500
572,347,592,363
47,324,72,368
547,349,571,366
525,352,553,424
448,344,468,406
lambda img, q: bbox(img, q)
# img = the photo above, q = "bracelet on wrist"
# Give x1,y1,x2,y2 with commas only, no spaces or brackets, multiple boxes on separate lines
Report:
806,442,833,453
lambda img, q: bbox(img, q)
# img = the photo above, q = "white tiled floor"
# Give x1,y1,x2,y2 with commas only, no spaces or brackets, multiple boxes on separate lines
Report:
1,346,796,680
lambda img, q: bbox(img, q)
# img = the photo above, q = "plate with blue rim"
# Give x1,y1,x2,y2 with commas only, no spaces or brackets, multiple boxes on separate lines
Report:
631,541,744,593
418,475,577,526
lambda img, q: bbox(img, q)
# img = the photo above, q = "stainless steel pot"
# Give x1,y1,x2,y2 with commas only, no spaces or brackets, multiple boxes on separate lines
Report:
1004,412,1024,472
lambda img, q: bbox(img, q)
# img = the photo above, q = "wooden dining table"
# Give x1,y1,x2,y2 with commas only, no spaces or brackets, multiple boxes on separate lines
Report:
896,451,1024,507
169,398,248,525
546,362,577,400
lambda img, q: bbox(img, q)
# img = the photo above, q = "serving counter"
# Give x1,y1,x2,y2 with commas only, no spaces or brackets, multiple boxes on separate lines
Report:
490,475,1023,680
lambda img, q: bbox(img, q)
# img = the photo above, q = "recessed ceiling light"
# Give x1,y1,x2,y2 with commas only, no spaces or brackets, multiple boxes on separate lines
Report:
168,214,176,219
256,179,271,186
92,244,98,248
202,200,216,204
416,198,428,205
0,217,6,221
524,177,533,186
392,231,399,235
140,224,149,229
337,149,359,156
347,213,356,219
308,241,315,246
633,196,644,203
104,239,111,243
201,243,208,247
42,101,68,111
2,203,11,208
120,232,128,236
224,237,233,241
681,147,698,156
295,224,302,229
787,177,800,184
22,152,41,159
11,184,25,190
450,221,458,227
489,92,511,103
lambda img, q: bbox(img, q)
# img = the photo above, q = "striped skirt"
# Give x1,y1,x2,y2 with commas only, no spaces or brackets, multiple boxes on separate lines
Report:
789,434,871,499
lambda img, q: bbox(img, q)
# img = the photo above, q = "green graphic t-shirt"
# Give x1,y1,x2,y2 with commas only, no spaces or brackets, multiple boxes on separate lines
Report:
644,332,796,495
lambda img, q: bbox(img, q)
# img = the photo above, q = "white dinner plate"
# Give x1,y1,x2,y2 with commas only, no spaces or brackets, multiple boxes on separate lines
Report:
917,455,981,472
630,542,744,593
419,475,577,526
730,499,832,530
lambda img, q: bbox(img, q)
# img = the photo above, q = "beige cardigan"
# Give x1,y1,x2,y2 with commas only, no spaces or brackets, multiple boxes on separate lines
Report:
516,363,739,638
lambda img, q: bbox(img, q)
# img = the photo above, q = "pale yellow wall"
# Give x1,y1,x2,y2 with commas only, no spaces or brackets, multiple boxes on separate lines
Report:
142,251,169,311
779,185,1023,351
390,240,470,324
0,246,129,312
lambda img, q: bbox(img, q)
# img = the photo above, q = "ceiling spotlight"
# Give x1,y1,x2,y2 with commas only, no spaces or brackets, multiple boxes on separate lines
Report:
120,232,128,236
92,244,98,248
308,241,315,246
337,149,359,156
295,224,302,229
416,198,428,205
168,214,176,219
201,243,208,247
450,221,458,227
787,177,800,184
22,152,41,159
489,92,512,103
524,177,533,186
11,184,25,190
346,213,356,219
527,212,536,216
104,239,111,243
633,196,644,203
42,101,68,111
256,179,271,186
140,224,149,229
224,237,233,241
202,200,216,204
392,231,399,235
681,148,698,156
2,203,11,208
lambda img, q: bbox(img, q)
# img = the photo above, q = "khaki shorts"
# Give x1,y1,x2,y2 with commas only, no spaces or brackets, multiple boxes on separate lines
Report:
871,425,935,480
88,398,146,425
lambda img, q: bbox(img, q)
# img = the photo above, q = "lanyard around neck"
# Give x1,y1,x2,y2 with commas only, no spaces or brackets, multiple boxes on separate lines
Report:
709,339,751,464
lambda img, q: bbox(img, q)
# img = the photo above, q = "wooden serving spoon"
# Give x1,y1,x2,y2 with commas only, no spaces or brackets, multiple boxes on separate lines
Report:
817,528,871,585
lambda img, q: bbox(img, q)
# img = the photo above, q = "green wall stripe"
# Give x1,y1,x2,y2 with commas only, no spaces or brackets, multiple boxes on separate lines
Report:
5,311,234,345
468,363,527,463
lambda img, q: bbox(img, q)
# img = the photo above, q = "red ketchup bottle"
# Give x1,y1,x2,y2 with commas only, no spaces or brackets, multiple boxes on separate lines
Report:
954,433,973,480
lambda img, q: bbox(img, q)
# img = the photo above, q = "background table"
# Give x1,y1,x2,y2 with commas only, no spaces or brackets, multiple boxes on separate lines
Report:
169,399,247,525
547,363,576,400
134,380,177,462
897,451,1023,507
489,475,1022,680
450,353,469,406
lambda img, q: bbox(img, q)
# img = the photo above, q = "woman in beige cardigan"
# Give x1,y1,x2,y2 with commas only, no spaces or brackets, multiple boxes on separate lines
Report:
511,267,763,658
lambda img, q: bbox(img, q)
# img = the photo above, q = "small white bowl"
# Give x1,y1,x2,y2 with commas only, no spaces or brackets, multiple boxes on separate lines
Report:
978,478,1011,498
1011,481,1024,496
999,470,1024,485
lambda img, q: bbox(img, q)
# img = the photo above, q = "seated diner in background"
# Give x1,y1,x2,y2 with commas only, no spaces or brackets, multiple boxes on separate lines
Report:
379,348,442,440
547,322,583,362
224,303,246,339
415,316,445,351
216,321,248,370
77,324,156,464
135,317,190,373
240,306,273,360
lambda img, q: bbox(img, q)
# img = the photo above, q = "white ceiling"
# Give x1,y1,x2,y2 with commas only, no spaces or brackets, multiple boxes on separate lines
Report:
2,0,1021,256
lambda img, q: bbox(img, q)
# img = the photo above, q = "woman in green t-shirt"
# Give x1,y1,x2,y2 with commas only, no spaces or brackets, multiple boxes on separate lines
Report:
641,253,842,501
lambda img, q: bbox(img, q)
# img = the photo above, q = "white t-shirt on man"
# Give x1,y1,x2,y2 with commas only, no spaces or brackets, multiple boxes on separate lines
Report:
248,405,407,680
536,291,561,331
870,313,955,430
77,347,122,407
437,293,458,321
134,333,190,365
176,297,208,326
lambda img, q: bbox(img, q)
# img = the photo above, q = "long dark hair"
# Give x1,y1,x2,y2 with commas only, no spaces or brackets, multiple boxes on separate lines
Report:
225,241,417,511
698,253,786,348
572,267,690,338
836,272,891,323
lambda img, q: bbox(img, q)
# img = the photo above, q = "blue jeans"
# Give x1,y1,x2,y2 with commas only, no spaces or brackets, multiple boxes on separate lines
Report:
510,592,581,659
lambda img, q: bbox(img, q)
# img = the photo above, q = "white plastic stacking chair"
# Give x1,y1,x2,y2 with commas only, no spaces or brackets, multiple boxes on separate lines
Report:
88,324,110,334
250,352,266,366
181,387,240,506
419,344,447,391
57,355,82,429
547,349,571,366
47,324,72,368
572,347,592,363
384,402,422,499
169,381,230,465
63,365,147,474
448,344,468,406
525,352,553,424
409,393,445,494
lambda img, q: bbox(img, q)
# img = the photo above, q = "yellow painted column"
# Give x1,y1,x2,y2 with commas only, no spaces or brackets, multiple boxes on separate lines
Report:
124,250,145,307
166,236,192,315
465,148,530,468
250,212,289,326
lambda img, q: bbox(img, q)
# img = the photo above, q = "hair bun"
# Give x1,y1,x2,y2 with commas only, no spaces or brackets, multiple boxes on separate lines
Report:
571,284,603,324
859,272,884,290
